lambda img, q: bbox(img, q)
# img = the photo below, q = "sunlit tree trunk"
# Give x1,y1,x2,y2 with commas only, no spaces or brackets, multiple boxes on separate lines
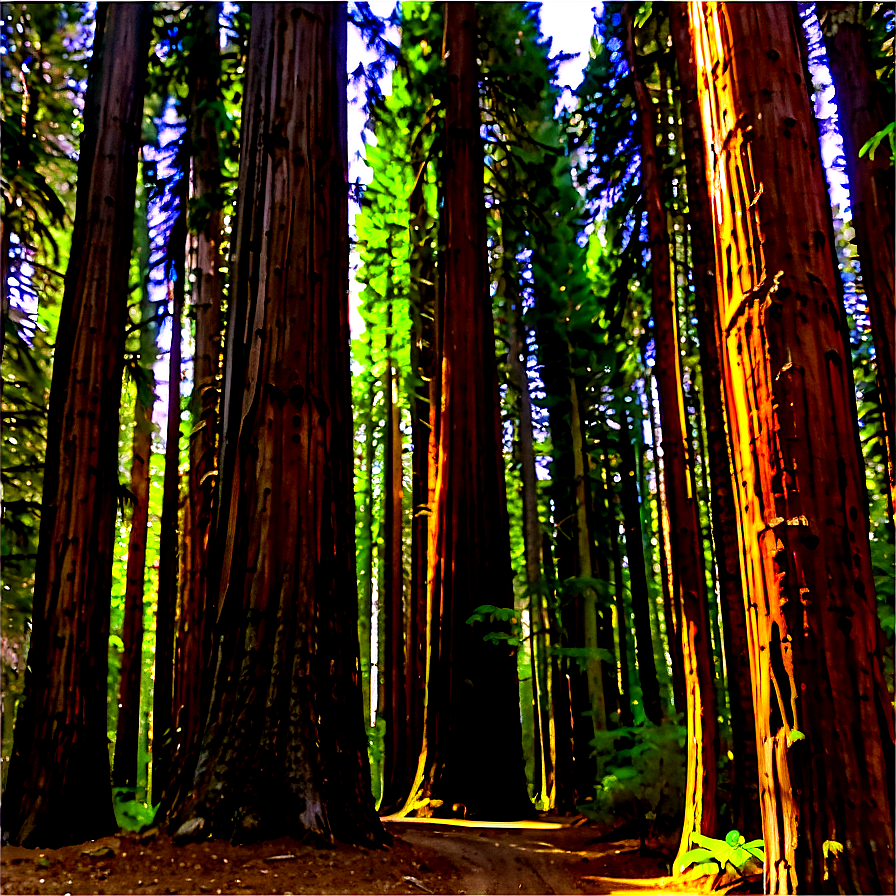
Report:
400,1,531,820
624,5,719,864
670,1,759,836
691,4,894,892
174,0,223,776
1,3,151,847
167,2,384,845
817,2,895,518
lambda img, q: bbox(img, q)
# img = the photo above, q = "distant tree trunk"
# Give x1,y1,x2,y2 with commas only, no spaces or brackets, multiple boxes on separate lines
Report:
174,0,223,777
1,3,151,847
153,227,185,806
618,404,662,725
624,5,719,864
669,1,759,836
359,363,376,731
407,144,435,785
506,249,554,807
399,1,531,820
381,296,408,812
690,4,894,892
167,2,385,846
817,2,895,518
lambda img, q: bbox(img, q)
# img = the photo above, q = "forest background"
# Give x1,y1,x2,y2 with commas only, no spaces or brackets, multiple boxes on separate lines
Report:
0,2,893,894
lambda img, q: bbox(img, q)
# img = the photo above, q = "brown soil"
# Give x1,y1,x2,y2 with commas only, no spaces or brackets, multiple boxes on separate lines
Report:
0,818,734,896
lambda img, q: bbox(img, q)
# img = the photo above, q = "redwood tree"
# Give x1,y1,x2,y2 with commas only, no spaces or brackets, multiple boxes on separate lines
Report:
1,2,151,847
167,2,384,846
817,2,895,517
623,4,718,864
690,4,894,892
399,1,531,820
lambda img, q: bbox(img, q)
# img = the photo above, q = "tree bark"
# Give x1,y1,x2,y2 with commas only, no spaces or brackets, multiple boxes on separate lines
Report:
399,1,531,820
690,4,894,892
167,2,385,846
174,0,224,778
1,2,151,847
623,5,719,864
669,1,760,837
817,2,895,518
618,404,662,725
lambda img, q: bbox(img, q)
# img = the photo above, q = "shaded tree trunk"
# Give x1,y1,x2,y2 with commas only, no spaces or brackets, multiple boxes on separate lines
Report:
624,5,719,865
817,2,895,518
690,4,894,892
618,404,662,725
669,1,759,837
167,2,384,846
153,226,185,806
399,1,531,820
1,2,151,847
174,0,224,778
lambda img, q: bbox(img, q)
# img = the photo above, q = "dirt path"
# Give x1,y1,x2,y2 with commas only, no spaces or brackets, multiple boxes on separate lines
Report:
384,819,692,896
1,820,709,895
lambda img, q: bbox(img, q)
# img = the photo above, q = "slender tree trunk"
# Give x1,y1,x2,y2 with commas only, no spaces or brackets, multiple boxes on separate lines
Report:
817,2,895,518
1,3,151,847
690,4,894,892
381,298,408,812
624,5,719,864
174,0,223,778
618,404,662,725
400,1,531,820
167,2,385,846
669,1,759,836
153,240,184,806
359,362,376,732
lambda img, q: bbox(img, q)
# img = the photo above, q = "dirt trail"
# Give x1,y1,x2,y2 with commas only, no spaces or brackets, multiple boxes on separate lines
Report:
384,819,689,896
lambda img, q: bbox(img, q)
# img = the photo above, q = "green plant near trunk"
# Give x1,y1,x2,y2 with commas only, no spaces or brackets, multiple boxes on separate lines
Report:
677,830,765,877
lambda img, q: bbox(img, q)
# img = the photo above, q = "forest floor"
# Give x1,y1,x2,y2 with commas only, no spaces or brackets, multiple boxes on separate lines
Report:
1,816,747,896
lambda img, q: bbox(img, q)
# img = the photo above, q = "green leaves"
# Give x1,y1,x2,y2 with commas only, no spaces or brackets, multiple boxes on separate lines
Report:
466,604,523,648
677,830,765,877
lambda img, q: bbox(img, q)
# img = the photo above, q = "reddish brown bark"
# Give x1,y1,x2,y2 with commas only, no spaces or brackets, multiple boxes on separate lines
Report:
399,1,530,820
624,4,719,863
690,4,894,892
817,3,895,517
669,1,760,837
1,3,151,847
167,2,384,846
174,0,224,776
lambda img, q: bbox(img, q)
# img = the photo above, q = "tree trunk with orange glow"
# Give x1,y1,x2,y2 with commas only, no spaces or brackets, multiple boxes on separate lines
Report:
1,3,151,847
670,1,760,837
817,2,895,517
624,5,719,863
167,2,384,846
399,1,531,820
690,4,894,892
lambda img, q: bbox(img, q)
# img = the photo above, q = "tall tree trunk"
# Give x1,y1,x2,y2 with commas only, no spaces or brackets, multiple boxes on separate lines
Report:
399,1,531,820
167,2,385,846
174,0,223,778
407,143,435,789
1,3,151,847
623,5,719,864
381,297,408,812
690,4,894,892
153,233,185,806
817,2,895,518
670,1,760,837
618,404,662,725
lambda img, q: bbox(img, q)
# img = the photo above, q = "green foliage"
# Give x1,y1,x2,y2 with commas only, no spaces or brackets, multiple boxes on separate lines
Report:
112,787,159,833
580,721,686,828
467,604,523,648
859,120,895,163
677,830,765,877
